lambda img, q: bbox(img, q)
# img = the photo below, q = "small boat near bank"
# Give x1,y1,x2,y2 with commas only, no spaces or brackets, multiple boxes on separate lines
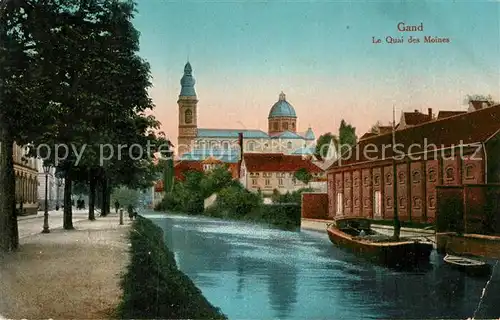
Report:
443,254,492,277
326,218,434,267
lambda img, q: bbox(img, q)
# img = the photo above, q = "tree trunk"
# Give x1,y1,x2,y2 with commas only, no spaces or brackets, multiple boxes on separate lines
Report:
101,176,108,216
89,173,96,221
63,170,74,229
0,124,18,252
105,180,111,215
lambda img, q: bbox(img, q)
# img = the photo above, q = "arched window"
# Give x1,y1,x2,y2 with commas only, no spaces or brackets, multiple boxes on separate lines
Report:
283,122,289,130
386,196,392,208
184,109,193,124
386,173,392,185
428,169,436,182
398,172,405,184
287,141,293,149
222,141,230,150
412,171,421,183
465,164,474,179
273,122,278,130
445,167,454,180
374,175,380,186
292,122,296,130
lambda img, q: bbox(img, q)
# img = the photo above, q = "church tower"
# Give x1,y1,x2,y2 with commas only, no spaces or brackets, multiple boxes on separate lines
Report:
177,62,198,155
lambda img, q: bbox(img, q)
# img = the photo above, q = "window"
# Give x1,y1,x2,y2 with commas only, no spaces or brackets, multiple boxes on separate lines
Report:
428,169,436,182
273,122,278,130
287,141,293,149
445,167,454,180
429,196,436,208
336,193,343,215
184,109,193,124
264,143,269,149
465,164,474,179
222,141,229,150
364,198,369,208
399,197,406,208
353,176,359,187
292,122,296,130
386,196,392,208
278,178,284,186
412,171,421,184
386,173,392,185
374,175,380,186
354,198,360,208
398,172,405,184
283,122,289,130
252,179,258,186
248,142,255,151
413,197,421,209
265,179,270,186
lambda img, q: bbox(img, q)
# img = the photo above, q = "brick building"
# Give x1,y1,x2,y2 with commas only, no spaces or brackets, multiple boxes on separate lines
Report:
326,102,500,223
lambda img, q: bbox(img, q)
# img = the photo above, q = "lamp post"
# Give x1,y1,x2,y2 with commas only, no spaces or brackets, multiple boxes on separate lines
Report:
42,163,51,233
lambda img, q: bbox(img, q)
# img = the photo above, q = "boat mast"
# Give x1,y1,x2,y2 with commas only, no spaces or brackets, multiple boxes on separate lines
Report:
392,105,401,240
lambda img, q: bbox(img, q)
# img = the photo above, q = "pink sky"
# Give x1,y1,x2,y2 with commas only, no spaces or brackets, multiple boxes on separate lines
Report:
147,71,498,143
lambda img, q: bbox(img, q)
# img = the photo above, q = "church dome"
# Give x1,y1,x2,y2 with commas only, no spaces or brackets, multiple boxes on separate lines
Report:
268,92,297,119
180,62,196,97
304,127,315,140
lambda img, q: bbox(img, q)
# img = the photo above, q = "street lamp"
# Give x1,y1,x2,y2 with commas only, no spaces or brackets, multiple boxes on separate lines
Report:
42,163,51,233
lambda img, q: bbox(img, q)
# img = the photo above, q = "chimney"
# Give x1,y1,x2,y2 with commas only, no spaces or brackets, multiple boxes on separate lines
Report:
428,108,433,119
237,132,244,178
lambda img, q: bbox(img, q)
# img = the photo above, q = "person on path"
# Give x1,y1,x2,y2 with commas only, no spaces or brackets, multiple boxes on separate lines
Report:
114,200,120,213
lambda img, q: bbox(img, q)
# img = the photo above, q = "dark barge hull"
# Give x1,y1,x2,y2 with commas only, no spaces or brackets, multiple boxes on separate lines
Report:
327,221,433,267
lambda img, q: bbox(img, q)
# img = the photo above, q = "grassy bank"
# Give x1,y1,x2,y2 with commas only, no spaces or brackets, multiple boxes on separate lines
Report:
116,216,227,319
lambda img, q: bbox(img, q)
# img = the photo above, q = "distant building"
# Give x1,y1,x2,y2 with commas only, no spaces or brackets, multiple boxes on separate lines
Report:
176,62,316,161
239,153,325,196
12,143,39,215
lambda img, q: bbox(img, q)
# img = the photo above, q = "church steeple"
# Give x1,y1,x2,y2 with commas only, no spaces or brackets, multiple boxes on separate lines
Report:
178,62,198,156
180,61,196,97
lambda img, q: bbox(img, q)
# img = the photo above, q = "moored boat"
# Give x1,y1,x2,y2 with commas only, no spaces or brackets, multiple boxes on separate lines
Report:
326,218,434,267
443,254,492,277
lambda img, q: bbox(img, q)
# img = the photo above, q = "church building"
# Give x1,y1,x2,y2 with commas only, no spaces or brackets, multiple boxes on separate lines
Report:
176,62,316,162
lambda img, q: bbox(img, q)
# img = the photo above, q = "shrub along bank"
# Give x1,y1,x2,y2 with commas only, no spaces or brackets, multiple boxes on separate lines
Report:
117,216,227,319
155,166,308,230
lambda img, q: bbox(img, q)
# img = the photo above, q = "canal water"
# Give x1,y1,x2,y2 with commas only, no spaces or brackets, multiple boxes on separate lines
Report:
146,213,500,319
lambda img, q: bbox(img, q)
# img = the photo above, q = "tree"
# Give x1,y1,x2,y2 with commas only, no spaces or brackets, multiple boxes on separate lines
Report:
464,94,497,105
339,119,357,157
294,168,312,185
315,132,337,159
0,0,66,251
369,121,383,134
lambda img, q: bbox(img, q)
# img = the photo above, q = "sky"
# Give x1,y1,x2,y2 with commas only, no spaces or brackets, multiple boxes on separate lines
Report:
131,0,500,142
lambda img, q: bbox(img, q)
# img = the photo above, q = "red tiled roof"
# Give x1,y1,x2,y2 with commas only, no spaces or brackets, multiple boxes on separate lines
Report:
403,112,432,126
437,110,467,119
243,153,323,173
174,161,203,181
327,104,500,170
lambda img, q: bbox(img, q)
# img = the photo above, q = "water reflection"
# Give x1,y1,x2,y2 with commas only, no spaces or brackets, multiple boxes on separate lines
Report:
146,214,500,320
